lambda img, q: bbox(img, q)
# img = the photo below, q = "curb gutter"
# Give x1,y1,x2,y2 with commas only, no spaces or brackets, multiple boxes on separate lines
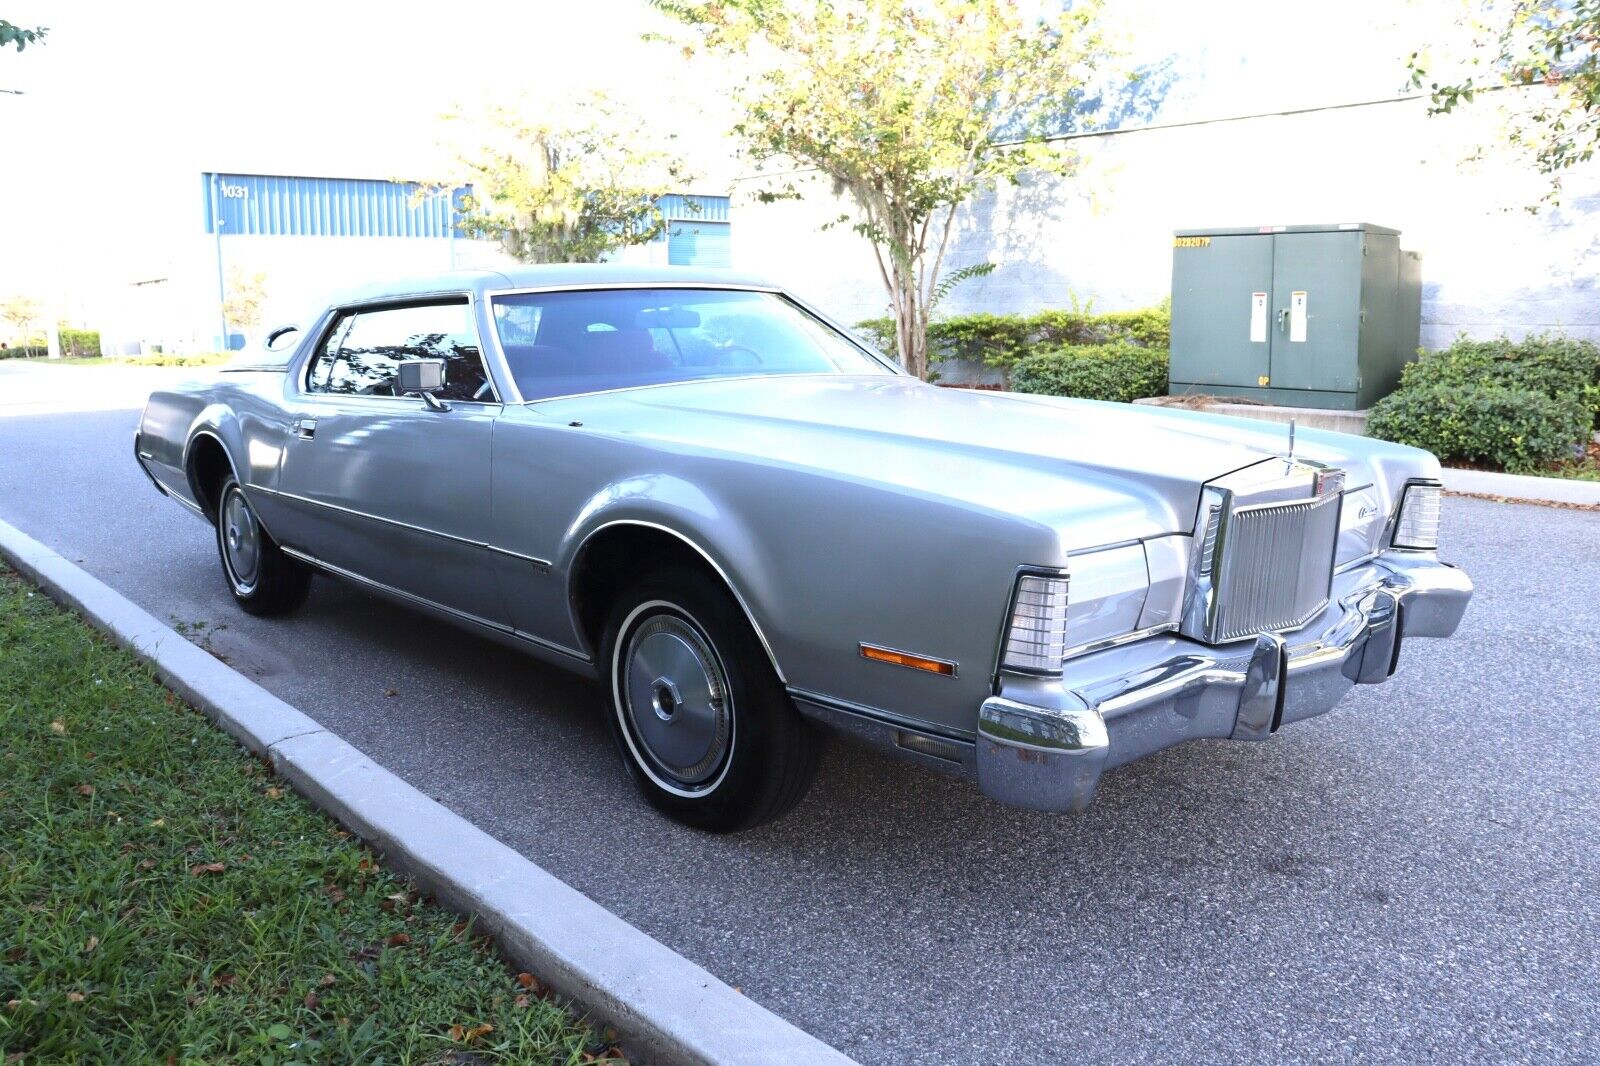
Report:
1440,466,1600,507
0,517,855,1066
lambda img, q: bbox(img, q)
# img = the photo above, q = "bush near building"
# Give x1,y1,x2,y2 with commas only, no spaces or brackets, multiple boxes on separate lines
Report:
855,303,1172,399
1011,343,1170,403
59,328,101,358
1368,335,1600,473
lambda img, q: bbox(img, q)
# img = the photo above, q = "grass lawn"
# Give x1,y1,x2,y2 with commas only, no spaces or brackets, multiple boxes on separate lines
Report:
0,564,622,1064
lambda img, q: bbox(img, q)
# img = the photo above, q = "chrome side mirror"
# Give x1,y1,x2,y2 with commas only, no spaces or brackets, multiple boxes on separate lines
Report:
396,358,450,411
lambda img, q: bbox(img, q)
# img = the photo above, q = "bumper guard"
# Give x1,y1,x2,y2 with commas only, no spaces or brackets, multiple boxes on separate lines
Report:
976,553,1472,813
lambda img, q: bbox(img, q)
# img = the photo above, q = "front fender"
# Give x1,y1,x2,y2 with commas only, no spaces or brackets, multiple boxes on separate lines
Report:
559,473,786,680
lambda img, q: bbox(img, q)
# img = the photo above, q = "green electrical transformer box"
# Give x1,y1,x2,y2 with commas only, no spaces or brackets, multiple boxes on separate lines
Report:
1168,223,1422,410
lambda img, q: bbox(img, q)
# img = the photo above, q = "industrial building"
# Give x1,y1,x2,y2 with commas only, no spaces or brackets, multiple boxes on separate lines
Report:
101,173,733,355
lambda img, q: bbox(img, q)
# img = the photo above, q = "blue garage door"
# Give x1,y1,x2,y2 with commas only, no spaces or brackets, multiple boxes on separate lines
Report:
668,221,731,267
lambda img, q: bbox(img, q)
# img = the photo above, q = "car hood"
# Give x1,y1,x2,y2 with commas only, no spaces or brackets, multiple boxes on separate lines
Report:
549,375,1411,550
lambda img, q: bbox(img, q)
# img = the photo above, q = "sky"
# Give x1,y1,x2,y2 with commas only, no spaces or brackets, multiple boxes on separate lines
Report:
0,0,1454,308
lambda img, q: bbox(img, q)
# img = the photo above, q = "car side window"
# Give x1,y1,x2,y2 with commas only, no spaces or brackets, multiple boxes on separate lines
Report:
302,300,495,402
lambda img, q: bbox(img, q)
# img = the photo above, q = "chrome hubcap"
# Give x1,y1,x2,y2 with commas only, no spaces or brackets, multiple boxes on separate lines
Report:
222,490,260,590
623,614,731,786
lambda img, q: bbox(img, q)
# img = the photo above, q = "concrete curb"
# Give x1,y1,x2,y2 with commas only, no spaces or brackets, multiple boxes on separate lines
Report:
0,516,854,1066
1440,466,1600,506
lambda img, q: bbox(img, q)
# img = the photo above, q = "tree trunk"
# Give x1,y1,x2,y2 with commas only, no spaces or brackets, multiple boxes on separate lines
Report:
890,259,929,380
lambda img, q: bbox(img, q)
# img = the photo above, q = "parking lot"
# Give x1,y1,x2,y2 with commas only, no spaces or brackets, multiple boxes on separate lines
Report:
1,367,1596,1063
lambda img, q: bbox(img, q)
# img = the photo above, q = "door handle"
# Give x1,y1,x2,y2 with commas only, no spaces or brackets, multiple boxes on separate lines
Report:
292,417,318,440
1276,308,1289,332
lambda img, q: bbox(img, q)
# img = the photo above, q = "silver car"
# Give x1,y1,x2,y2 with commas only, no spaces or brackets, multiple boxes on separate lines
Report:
135,265,1473,831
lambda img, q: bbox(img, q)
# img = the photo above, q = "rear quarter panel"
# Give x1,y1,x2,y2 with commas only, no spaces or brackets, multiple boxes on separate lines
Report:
138,372,296,524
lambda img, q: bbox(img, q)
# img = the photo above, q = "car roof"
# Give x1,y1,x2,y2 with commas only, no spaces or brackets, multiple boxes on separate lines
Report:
326,263,782,308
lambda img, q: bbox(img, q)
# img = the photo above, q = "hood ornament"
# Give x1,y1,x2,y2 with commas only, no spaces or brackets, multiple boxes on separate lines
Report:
1287,417,1297,460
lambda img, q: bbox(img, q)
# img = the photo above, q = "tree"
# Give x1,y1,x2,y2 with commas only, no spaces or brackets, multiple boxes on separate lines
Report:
0,19,47,52
1408,1,1600,203
2,294,40,348
221,268,267,336
653,0,1125,379
442,93,691,264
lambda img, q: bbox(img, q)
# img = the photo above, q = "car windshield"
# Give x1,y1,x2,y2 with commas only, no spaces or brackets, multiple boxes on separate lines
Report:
489,287,891,400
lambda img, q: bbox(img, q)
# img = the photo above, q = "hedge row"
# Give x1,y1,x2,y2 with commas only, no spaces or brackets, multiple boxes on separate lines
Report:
1011,343,1169,403
60,328,101,358
0,328,101,359
1367,334,1600,473
855,304,1170,370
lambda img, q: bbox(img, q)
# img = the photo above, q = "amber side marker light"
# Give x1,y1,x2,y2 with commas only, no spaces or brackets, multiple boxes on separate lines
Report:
859,643,957,677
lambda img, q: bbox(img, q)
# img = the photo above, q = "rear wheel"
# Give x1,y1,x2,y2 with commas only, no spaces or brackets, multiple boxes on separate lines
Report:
214,474,311,616
600,567,821,832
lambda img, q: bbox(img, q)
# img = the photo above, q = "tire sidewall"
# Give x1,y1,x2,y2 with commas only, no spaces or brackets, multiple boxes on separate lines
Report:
600,570,787,828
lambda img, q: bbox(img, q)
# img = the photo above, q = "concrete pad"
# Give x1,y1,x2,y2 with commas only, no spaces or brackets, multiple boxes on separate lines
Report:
1133,396,1370,436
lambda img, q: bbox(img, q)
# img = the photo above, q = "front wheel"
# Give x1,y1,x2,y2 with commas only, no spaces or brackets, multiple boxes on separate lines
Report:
600,567,821,832
214,474,311,616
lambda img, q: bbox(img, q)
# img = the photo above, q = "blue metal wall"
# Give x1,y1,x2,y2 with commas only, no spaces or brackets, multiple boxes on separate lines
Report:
657,194,729,223
201,173,468,238
668,221,732,268
656,194,731,267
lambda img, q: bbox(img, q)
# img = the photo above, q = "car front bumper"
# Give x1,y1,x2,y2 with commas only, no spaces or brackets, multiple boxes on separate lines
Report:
975,552,1473,813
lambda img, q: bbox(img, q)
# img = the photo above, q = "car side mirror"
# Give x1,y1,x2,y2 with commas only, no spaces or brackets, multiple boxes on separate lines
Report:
396,359,450,411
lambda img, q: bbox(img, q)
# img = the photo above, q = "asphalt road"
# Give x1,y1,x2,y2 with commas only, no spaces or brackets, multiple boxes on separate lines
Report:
2,364,1597,1064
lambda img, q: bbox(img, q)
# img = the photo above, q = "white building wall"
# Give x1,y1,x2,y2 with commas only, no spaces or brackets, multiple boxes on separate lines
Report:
100,234,518,355
733,96,1600,351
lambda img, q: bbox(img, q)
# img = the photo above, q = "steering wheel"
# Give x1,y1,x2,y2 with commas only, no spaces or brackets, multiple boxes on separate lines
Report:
473,380,494,402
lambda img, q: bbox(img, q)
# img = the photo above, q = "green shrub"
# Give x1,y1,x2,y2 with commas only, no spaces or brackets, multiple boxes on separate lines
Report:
853,302,1172,372
1367,382,1591,473
1011,343,1170,403
1399,334,1600,428
59,327,101,358
0,345,45,359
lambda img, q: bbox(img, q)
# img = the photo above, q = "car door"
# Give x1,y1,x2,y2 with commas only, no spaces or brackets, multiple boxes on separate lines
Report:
273,297,508,623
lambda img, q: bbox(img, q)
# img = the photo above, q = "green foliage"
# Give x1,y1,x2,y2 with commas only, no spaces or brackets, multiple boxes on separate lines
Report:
221,267,268,332
1408,2,1600,203
1393,334,1600,427
59,328,100,358
2,294,42,343
653,0,1124,378
0,343,45,359
929,262,997,311
1368,333,1599,472
441,93,690,264
0,565,609,1062
854,302,1171,371
0,18,47,51
1367,382,1591,473
1011,343,1170,403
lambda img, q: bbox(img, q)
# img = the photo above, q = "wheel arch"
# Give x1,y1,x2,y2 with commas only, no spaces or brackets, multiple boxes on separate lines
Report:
183,428,240,523
567,519,787,684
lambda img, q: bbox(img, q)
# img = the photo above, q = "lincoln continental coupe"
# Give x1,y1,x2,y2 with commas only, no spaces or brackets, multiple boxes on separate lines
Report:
135,265,1473,831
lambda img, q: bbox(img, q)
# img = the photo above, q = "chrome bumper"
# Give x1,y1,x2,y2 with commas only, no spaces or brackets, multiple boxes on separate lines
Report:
976,552,1473,813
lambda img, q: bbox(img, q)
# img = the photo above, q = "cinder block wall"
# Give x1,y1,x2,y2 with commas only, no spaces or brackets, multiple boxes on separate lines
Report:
734,96,1600,353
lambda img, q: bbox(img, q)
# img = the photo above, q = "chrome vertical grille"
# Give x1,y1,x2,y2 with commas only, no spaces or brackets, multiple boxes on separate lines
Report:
1210,492,1341,643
